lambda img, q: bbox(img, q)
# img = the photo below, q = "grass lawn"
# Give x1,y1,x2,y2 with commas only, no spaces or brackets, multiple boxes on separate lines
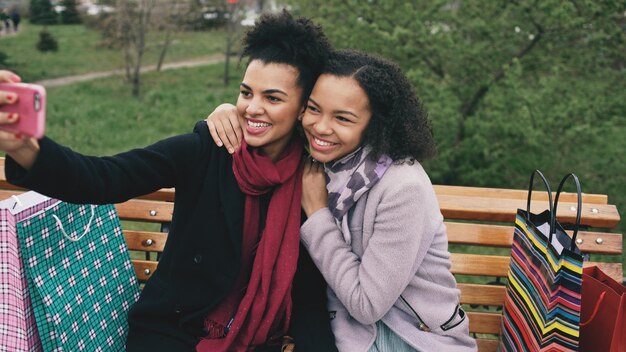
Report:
45,61,243,154
0,22,229,82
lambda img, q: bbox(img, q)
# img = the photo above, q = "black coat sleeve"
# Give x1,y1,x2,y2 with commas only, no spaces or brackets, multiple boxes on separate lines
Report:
6,122,208,204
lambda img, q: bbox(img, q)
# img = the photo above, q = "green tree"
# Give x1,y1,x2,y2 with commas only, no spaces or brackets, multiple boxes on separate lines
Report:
60,0,82,24
288,0,626,233
29,0,57,25
36,27,59,51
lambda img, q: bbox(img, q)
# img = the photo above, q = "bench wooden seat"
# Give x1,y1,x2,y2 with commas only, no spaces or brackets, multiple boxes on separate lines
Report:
0,158,621,351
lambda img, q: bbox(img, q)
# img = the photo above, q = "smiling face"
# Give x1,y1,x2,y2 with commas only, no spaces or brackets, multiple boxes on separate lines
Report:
302,74,372,163
236,60,304,161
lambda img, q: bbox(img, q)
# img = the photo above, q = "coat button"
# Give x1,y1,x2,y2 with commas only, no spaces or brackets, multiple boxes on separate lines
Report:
194,254,203,264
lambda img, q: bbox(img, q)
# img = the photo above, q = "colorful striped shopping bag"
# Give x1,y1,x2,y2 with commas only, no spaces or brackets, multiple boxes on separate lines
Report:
499,171,583,352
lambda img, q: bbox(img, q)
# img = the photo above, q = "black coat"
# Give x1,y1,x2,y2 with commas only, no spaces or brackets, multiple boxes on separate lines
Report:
6,121,337,351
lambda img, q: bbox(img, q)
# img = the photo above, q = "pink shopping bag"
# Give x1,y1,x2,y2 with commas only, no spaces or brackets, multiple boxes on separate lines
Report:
0,192,57,352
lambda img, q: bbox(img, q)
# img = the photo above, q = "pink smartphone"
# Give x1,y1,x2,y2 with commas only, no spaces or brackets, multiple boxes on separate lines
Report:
0,82,46,138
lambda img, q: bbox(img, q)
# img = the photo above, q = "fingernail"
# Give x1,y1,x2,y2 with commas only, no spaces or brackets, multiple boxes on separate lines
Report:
6,95,15,103
15,133,22,139
8,113,17,120
11,74,21,83
216,140,223,147
228,147,234,154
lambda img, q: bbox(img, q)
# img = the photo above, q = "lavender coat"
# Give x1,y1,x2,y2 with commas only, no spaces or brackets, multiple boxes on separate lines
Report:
300,161,477,352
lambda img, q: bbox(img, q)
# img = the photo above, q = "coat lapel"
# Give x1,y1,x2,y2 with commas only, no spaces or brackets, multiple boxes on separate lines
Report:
217,150,245,255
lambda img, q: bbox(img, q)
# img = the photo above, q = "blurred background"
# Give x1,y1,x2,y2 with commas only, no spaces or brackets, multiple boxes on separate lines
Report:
0,0,624,264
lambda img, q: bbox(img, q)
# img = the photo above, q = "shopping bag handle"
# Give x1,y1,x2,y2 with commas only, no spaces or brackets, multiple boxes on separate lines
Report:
526,170,555,236
579,291,606,326
52,205,96,242
553,173,582,250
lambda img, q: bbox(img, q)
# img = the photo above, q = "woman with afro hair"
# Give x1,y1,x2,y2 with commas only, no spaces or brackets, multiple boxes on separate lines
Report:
0,10,337,352
208,49,478,351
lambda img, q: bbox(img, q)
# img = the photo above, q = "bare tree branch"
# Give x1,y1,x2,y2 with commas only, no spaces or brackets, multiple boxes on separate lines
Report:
117,0,157,96
156,0,181,72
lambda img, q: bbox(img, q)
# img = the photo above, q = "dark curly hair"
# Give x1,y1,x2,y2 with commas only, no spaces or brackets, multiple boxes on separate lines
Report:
241,10,332,104
321,49,436,162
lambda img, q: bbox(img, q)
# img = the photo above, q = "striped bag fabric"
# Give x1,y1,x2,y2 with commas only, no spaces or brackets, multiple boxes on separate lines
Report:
499,171,584,352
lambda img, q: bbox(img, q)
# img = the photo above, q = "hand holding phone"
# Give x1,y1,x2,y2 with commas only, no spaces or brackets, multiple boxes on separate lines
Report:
0,82,46,138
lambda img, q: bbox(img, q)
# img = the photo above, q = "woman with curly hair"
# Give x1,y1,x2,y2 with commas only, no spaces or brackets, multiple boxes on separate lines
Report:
0,11,336,352
208,49,478,351
299,49,476,351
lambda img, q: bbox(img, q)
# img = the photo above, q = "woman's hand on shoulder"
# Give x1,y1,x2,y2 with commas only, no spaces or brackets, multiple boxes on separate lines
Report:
301,158,328,217
0,70,40,169
205,103,242,154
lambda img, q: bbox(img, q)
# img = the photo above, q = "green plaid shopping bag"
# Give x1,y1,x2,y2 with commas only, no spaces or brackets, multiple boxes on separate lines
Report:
16,193,140,351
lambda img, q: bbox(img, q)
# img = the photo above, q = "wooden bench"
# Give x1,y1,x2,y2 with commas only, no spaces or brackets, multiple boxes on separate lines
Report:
0,157,622,351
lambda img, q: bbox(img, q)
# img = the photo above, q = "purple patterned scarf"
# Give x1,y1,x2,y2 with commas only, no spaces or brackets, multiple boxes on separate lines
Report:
324,145,393,243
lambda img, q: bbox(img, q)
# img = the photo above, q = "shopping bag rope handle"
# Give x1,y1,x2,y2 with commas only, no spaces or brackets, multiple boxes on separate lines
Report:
553,173,582,250
526,170,555,236
51,205,96,242
579,291,606,326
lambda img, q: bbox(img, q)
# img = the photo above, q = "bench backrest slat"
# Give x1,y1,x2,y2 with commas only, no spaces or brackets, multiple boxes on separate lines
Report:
475,339,499,352
115,199,173,223
125,230,167,252
446,221,623,254
439,194,620,228
468,312,502,334
458,283,506,306
450,252,622,281
434,185,609,204
133,260,158,282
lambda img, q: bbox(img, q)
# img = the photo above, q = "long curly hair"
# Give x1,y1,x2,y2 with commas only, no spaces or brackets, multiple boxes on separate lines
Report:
322,49,436,162
241,10,332,104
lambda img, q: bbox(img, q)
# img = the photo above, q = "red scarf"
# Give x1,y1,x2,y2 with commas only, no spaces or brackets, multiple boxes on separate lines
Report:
197,137,303,352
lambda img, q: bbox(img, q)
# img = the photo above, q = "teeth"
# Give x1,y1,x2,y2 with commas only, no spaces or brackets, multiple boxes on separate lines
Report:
247,120,271,128
314,138,334,146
